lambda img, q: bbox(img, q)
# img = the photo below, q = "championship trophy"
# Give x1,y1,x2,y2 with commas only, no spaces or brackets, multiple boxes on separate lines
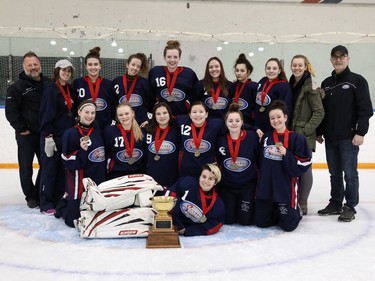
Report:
146,196,181,248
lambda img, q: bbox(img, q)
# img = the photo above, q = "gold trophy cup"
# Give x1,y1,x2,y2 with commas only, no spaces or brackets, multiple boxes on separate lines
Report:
146,196,181,248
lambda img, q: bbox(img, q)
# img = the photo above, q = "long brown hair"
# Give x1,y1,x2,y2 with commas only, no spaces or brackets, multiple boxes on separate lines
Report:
203,57,229,97
265,58,287,81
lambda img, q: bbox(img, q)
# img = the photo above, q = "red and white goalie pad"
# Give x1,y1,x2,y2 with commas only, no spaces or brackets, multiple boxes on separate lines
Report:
76,207,157,238
80,174,164,211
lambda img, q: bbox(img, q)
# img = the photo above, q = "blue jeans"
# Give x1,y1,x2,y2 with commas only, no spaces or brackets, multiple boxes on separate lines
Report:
325,138,359,208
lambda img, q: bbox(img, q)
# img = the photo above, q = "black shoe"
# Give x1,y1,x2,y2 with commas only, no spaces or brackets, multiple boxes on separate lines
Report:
54,198,67,219
27,199,39,209
338,205,356,222
317,203,342,216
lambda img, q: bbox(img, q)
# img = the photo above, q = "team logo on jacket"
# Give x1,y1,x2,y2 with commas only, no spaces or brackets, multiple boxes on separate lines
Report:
255,92,271,107
263,145,283,161
88,146,105,162
92,98,107,111
231,98,248,110
160,88,185,102
184,139,211,154
148,141,176,155
119,94,143,107
180,200,205,223
223,157,251,172
116,148,143,163
205,97,228,110
342,84,350,90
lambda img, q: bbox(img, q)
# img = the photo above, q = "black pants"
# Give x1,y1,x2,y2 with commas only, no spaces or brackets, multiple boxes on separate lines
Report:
220,182,256,225
39,136,65,211
15,131,41,202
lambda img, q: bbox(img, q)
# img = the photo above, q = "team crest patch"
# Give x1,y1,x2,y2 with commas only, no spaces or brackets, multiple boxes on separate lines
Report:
148,141,176,155
116,149,143,163
205,97,228,110
255,92,271,107
184,139,211,154
119,94,143,107
93,98,107,111
223,157,251,172
263,145,283,161
342,84,350,90
180,200,205,223
89,146,105,162
160,88,186,102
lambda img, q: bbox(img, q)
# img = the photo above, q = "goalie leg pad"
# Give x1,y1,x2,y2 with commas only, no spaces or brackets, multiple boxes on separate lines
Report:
78,207,156,238
81,178,107,211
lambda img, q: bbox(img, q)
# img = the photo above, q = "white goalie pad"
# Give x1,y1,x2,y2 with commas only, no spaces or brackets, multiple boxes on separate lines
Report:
77,207,157,238
80,174,164,212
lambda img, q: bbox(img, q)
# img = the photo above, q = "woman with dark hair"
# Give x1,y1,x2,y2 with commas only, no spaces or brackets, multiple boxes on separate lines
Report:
145,102,179,188
39,59,76,215
58,100,106,227
255,100,311,232
229,53,258,128
112,52,153,126
148,40,198,116
216,103,259,225
254,58,292,136
192,56,232,119
176,100,223,178
72,47,113,131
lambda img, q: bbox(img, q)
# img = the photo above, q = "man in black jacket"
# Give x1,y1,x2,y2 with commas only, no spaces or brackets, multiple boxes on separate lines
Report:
317,45,373,222
5,52,49,209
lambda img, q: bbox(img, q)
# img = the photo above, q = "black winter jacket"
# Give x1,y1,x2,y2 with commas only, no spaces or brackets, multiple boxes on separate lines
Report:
317,67,373,140
5,72,49,134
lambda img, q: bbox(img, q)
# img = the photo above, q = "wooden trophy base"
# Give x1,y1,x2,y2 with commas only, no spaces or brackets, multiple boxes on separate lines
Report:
146,226,181,248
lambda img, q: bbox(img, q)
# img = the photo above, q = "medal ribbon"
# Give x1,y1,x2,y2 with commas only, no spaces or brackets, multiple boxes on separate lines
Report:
210,83,221,104
154,125,170,155
226,130,245,164
122,74,139,102
75,124,94,137
273,129,290,149
84,76,102,103
117,124,134,158
199,188,217,215
165,66,183,99
56,81,72,112
260,78,279,106
234,80,249,103
191,121,207,151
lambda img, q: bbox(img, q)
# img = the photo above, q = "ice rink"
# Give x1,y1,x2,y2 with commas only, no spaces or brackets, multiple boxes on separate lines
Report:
0,169,374,281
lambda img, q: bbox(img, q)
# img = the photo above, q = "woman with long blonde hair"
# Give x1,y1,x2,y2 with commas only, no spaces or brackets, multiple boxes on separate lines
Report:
104,102,146,179
289,54,324,215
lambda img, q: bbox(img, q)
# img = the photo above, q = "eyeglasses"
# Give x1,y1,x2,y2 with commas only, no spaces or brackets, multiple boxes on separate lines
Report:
331,54,348,60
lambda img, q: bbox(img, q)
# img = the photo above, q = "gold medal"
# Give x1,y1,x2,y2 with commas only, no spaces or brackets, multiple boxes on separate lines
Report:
154,155,160,161
275,142,283,147
128,158,135,165
194,151,200,157
259,106,265,112
212,103,217,110
166,95,174,102
231,163,239,170
82,136,90,142
200,215,207,223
